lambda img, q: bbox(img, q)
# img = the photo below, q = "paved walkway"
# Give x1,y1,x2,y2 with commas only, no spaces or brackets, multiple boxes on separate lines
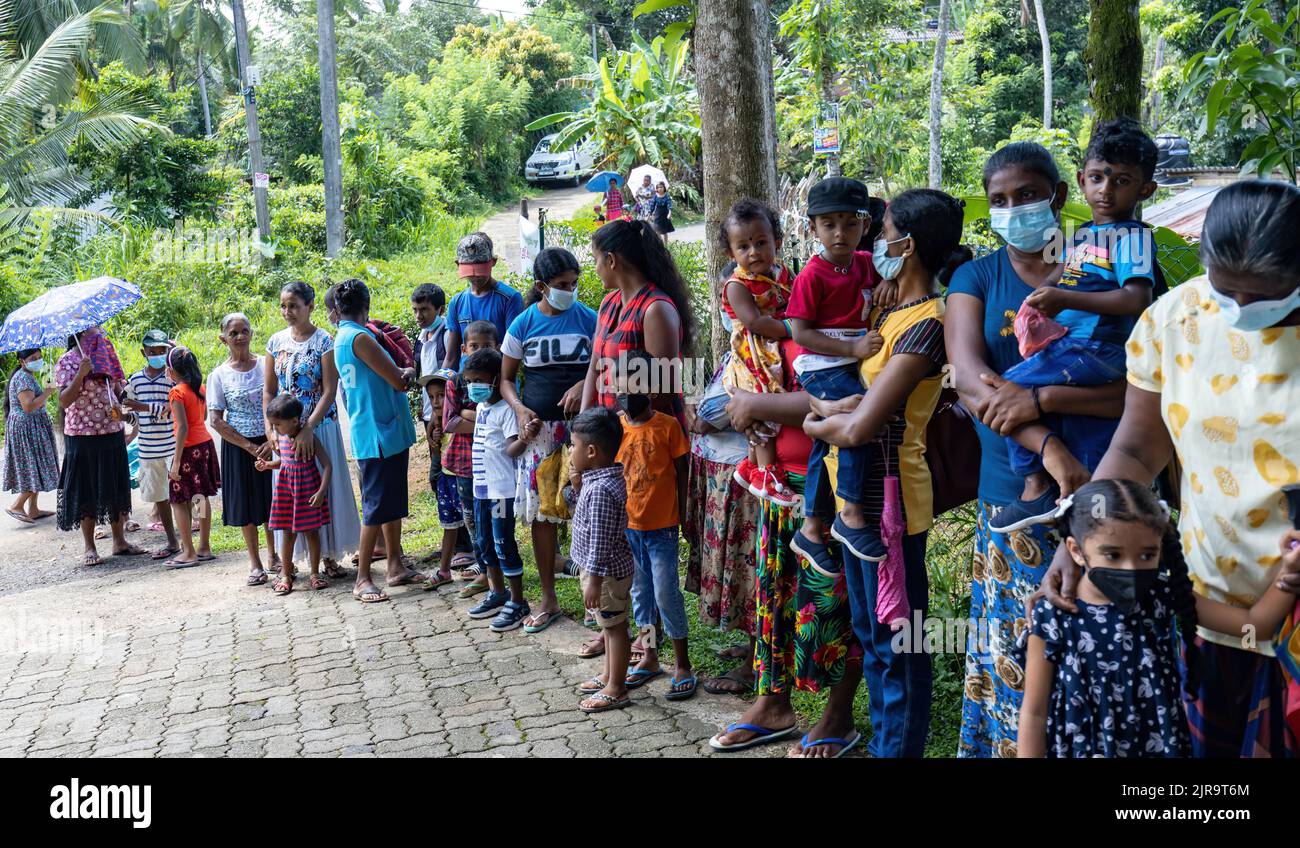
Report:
0,528,780,758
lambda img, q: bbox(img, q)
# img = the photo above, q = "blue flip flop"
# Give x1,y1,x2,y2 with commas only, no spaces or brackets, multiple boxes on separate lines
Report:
624,667,664,689
664,674,698,701
796,730,863,758
708,722,799,752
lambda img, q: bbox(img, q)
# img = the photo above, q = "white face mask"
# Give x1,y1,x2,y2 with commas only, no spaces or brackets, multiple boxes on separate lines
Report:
24,358,44,372
545,287,577,311
1208,285,1300,332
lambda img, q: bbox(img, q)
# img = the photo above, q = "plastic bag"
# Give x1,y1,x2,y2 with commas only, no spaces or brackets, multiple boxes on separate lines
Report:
877,475,911,629
1013,301,1067,359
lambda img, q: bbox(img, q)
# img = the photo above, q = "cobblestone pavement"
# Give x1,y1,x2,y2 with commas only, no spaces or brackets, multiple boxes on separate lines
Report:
0,552,781,758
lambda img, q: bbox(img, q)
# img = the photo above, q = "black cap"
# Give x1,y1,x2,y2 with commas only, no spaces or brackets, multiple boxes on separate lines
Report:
806,177,871,218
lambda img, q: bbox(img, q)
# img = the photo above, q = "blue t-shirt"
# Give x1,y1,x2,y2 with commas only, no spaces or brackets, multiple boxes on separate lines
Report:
947,248,1118,505
501,302,597,421
1056,221,1155,346
447,281,525,367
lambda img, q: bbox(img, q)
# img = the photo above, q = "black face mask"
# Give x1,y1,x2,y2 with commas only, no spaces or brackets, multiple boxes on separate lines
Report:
1087,566,1160,615
616,393,651,418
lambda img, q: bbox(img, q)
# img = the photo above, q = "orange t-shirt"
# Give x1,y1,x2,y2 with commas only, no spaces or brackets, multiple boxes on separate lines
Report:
616,410,690,531
169,382,211,448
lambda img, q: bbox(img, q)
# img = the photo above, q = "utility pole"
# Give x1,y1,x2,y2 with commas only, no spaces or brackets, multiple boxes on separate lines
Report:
317,0,345,258
591,23,598,64
231,0,270,243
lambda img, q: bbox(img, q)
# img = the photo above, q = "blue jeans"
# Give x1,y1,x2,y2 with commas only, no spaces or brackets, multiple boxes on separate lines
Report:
625,527,688,643
453,474,484,563
1002,337,1126,476
473,496,523,578
800,364,878,518
843,532,932,758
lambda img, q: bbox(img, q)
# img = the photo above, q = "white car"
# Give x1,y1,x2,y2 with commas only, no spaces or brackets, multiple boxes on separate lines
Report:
525,134,597,186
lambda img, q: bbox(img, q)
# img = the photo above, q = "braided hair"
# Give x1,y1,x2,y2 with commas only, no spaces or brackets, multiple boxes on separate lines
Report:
1059,478,1202,697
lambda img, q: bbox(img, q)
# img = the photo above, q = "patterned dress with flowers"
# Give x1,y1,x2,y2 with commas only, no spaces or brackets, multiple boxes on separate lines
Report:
753,472,862,694
722,267,793,398
685,442,759,635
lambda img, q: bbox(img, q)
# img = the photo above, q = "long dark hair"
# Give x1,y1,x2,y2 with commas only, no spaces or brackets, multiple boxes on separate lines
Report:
527,247,582,307
1059,478,1202,696
592,218,696,354
886,188,973,287
335,278,371,321
167,346,205,401
1200,180,1300,290
4,348,40,418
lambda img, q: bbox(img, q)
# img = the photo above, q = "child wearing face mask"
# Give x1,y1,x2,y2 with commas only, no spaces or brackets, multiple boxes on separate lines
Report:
1017,479,1300,758
124,330,180,559
463,347,534,632
610,350,696,700
990,120,1161,533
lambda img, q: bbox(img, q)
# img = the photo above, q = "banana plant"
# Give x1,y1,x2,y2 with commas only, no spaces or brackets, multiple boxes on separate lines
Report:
524,32,700,176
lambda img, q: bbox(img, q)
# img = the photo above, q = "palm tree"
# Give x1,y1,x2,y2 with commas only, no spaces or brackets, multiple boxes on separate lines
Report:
526,34,700,176
1,0,163,236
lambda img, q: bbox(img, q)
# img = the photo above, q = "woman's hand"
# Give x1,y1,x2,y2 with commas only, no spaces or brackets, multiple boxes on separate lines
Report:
802,411,828,439
559,382,585,416
974,373,1038,435
513,404,539,439
294,422,316,461
810,394,862,418
1040,437,1090,498
242,440,261,458
1032,545,1083,618
725,389,759,434
75,357,91,381
255,440,274,461
521,417,542,443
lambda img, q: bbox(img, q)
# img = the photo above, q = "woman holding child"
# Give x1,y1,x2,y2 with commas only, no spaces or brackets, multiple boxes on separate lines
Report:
947,139,1141,757
264,281,361,579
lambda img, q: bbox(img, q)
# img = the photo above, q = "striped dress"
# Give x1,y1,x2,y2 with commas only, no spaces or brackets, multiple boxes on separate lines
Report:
269,434,330,533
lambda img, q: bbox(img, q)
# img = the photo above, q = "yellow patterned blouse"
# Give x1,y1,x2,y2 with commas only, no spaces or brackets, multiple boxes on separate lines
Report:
1126,276,1300,655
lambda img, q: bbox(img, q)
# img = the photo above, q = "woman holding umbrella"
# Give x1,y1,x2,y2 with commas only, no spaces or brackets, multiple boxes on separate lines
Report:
55,327,145,565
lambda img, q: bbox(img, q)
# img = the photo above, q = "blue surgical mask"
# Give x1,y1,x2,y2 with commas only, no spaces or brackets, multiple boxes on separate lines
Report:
1209,285,1300,332
545,287,577,311
467,382,494,404
989,198,1058,252
25,358,44,372
146,355,167,369
872,236,909,281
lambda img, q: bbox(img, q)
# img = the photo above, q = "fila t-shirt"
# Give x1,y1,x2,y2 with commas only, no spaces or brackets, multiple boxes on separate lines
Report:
501,302,597,421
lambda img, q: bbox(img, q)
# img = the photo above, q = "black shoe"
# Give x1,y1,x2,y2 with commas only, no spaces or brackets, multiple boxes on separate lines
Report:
790,530,842,577
830,515,887,562
988,487,1063,533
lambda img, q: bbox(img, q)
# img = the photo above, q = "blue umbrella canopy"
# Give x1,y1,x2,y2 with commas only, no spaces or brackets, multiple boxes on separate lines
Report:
0,276,142,354
585,171,623,193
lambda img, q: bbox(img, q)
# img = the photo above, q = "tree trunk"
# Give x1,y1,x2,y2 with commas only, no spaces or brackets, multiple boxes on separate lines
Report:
928,0,952,188
232,0,270,242
1033,0,1052,127
1086,0,1143,124
195,5,212,137
318,0,345,257
696,0,779,364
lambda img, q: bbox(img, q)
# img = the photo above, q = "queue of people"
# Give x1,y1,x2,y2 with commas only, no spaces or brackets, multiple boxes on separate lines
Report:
4,115,1300,757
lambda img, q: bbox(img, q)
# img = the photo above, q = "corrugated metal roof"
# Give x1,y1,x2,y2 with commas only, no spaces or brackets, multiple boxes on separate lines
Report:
1143,185,1221,241
882,27,965,44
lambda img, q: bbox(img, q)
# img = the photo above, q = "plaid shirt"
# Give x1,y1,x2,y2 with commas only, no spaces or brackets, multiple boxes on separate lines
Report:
440,373,474,478
566,464,634,578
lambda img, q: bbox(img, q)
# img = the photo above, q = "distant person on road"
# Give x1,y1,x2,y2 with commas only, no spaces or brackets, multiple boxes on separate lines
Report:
3,348,59,526
165,347,220,568
634,174,655,220
442,233,525,371
603,177,625,223
651,182,674,241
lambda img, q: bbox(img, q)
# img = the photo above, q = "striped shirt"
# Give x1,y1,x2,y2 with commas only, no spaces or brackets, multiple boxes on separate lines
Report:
126,369,175,459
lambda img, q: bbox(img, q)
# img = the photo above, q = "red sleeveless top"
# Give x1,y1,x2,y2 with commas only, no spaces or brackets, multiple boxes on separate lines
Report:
593,283,686,430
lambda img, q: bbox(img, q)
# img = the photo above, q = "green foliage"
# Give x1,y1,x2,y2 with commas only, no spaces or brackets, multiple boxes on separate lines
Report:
1181,0,1300,182
526,33,700,176
445,21,582,124
243,60,323,184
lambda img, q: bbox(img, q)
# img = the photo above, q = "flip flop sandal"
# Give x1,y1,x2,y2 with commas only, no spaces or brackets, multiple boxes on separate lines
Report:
195,553,217,562
354,585,390,603
664,674,698,701
5,509,34,525
166,558,201,569
579,692,632,714
247,571,268,586
576,676,607,694
578,637,605,659
386,571,426,588
702,667,755,696
323,561,347,579
113,545,147,557
94,526,110,540
274,577,294,596
152,547,181,561
523,610,562,634
423,572,454,591
708,723,800,752
146,521,164,532
624,667,664,689
451,553,476,567
458,581,488,599
795,731,863,759
124,520,141,532
310,575,329,590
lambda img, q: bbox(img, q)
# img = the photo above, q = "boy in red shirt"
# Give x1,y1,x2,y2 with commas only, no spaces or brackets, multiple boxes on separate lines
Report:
787,177,894,574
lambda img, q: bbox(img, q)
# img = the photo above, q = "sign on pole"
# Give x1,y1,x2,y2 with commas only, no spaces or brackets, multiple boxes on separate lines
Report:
519,215,541,275
254,172,270,189
814,102,841,156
